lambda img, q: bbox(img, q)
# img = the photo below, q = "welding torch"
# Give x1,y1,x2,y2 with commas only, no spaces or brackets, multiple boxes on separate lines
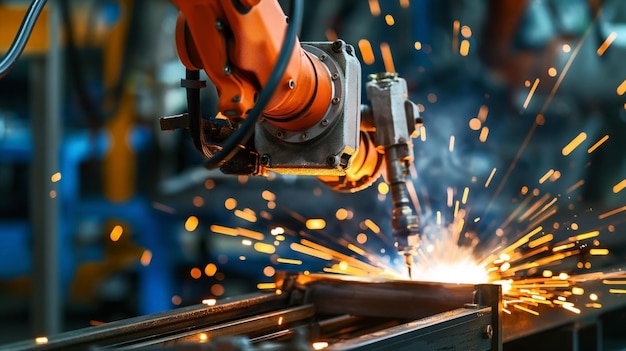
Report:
161,0,422,274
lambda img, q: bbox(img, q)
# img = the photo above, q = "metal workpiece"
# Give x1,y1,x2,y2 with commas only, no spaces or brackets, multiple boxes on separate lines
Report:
5,273,501,350
254,40,361,175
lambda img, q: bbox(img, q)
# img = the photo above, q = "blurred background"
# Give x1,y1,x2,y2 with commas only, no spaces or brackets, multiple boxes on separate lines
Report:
0,0,625,348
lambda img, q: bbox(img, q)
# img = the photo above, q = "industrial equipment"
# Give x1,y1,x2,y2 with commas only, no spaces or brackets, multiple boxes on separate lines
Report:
159,0,422,273
2,273,502,350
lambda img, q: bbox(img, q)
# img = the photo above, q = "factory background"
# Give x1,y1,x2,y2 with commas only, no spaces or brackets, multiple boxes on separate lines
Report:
0,0,625,349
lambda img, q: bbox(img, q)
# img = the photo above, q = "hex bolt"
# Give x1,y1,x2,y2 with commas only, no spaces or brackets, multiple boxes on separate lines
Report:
276,131,284,139
215,20,224,30
332,97,340,104
319,54,327,62
326,155,339,167
260,154,270,166
301,133,308,140
483,325,493,340
232,95,241,103
288,79,295,89
331,73,339,80
321,119,329,126
332,40,343,53
224,65,232,75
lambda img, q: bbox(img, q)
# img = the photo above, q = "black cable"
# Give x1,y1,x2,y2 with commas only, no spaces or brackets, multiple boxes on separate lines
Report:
202,0,303,169
0,0,48,79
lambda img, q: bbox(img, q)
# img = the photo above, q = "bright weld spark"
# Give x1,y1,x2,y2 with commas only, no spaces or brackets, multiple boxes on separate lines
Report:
562,132,587,156
482,16,596,218
523,78,540,109
452,20,460,52
588,135,609,153
485,168,496,188
613,180,626,193
358,39,376,65
598,206,626,219
566,180,585,194
597,32,617,56
380,42,396,73
462,187,470,204
617,79,626,96
368,0,381,16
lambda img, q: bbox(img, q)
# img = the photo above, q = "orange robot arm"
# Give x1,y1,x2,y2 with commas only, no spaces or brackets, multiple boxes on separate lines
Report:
165,0,364,179
172,0,332,131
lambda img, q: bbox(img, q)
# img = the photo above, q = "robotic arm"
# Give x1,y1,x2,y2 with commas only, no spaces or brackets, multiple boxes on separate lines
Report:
161,0,421,275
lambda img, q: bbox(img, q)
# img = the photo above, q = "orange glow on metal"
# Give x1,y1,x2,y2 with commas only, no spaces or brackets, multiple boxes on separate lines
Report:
597,32,617,56
380,42,396,73
306,219,326,230
513,304,539,315
562,132,587,156
523,78,540,109
313,341,329,350
358,39,375,65
257,282,277,290
35,337,48,345
109,225,123,242
202,298,217,306
587,135,609,153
